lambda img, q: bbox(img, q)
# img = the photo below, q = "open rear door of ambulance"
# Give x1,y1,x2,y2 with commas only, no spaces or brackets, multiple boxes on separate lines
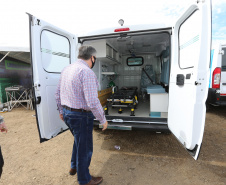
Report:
168,0,211,160
28,14,78,142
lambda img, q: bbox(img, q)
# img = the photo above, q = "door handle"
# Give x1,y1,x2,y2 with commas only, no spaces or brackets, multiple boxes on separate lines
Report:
222,83,226,85
176,74,185,86
195,81,201,86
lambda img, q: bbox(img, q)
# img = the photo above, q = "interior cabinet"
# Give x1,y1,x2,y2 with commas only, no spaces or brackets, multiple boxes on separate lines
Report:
85,40,121,64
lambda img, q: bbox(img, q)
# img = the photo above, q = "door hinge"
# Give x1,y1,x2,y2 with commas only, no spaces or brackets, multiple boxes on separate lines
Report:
36,96,41,104
219,50,225,55
36,19,41,26
31,15,34,26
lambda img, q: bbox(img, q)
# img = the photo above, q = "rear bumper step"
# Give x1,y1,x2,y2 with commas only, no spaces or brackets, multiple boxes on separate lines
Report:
94,116,169,132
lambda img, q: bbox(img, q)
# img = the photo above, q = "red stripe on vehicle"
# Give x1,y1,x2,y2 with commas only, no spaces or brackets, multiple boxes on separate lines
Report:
220,94,226,96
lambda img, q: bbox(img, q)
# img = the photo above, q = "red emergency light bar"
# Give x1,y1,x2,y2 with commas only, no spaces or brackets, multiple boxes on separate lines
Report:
114,28,130,32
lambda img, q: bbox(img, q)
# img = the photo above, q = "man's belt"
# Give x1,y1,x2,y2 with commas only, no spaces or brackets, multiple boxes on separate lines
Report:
63,106,91,113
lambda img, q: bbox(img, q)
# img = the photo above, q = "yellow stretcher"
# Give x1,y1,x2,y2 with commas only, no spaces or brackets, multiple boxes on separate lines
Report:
105,86,138,116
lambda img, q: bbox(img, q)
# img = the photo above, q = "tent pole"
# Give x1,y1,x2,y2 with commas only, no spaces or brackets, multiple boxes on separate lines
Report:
0,52,10,63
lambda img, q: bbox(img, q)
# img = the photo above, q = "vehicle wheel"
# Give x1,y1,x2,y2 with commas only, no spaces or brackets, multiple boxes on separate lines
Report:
206,103,211,112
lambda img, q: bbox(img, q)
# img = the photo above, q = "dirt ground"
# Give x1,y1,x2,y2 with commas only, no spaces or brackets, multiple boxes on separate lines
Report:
0,106,225,185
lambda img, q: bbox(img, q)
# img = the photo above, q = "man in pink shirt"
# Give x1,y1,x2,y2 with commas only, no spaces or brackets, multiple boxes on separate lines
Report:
55,46,108,185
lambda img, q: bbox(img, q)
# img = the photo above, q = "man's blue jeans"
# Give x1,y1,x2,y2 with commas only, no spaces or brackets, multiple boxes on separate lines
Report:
63,108,94,185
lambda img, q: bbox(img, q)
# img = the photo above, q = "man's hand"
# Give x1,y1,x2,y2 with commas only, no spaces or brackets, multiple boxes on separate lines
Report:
102,121,108,131
59,114,64,121
0,122,8,133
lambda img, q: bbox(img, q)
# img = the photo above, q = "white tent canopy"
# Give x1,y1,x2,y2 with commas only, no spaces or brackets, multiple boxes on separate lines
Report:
0,12,30,64
0,12,29,49
0,47,29,52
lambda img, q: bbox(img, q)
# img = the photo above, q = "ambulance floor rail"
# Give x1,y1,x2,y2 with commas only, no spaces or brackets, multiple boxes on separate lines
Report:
5,85,33,111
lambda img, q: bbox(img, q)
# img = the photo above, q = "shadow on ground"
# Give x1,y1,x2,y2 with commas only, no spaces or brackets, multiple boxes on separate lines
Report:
94,106,226,162
93,106,226,184
96,152,225,185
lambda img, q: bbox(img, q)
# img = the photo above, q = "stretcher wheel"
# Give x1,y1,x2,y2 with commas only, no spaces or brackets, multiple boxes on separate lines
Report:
130,108,135,116
104,107,109,115
118,108,123,114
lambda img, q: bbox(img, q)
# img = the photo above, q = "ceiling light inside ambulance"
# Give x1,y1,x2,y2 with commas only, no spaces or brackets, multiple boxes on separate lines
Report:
118,19,124,26
114,28,130,32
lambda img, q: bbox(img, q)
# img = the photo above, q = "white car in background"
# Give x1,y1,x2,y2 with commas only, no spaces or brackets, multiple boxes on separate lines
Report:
207,44,226,108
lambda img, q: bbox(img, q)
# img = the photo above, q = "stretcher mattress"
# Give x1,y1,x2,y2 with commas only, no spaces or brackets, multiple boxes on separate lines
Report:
146,85,165,94
110,87,138,99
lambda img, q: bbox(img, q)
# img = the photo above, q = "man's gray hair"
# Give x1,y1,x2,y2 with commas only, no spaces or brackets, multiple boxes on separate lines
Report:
78,46,97,60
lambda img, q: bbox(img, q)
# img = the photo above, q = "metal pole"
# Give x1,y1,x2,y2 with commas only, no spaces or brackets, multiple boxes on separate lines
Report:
0,51,10,63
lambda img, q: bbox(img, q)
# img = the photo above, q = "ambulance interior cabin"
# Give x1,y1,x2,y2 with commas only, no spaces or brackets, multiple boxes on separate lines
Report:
83,32,170,119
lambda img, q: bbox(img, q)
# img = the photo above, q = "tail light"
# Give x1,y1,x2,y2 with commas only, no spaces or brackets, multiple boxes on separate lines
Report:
212,67,221,88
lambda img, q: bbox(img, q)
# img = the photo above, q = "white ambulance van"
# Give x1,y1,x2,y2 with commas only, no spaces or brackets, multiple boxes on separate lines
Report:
206,44,226,108
28,0,211,160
